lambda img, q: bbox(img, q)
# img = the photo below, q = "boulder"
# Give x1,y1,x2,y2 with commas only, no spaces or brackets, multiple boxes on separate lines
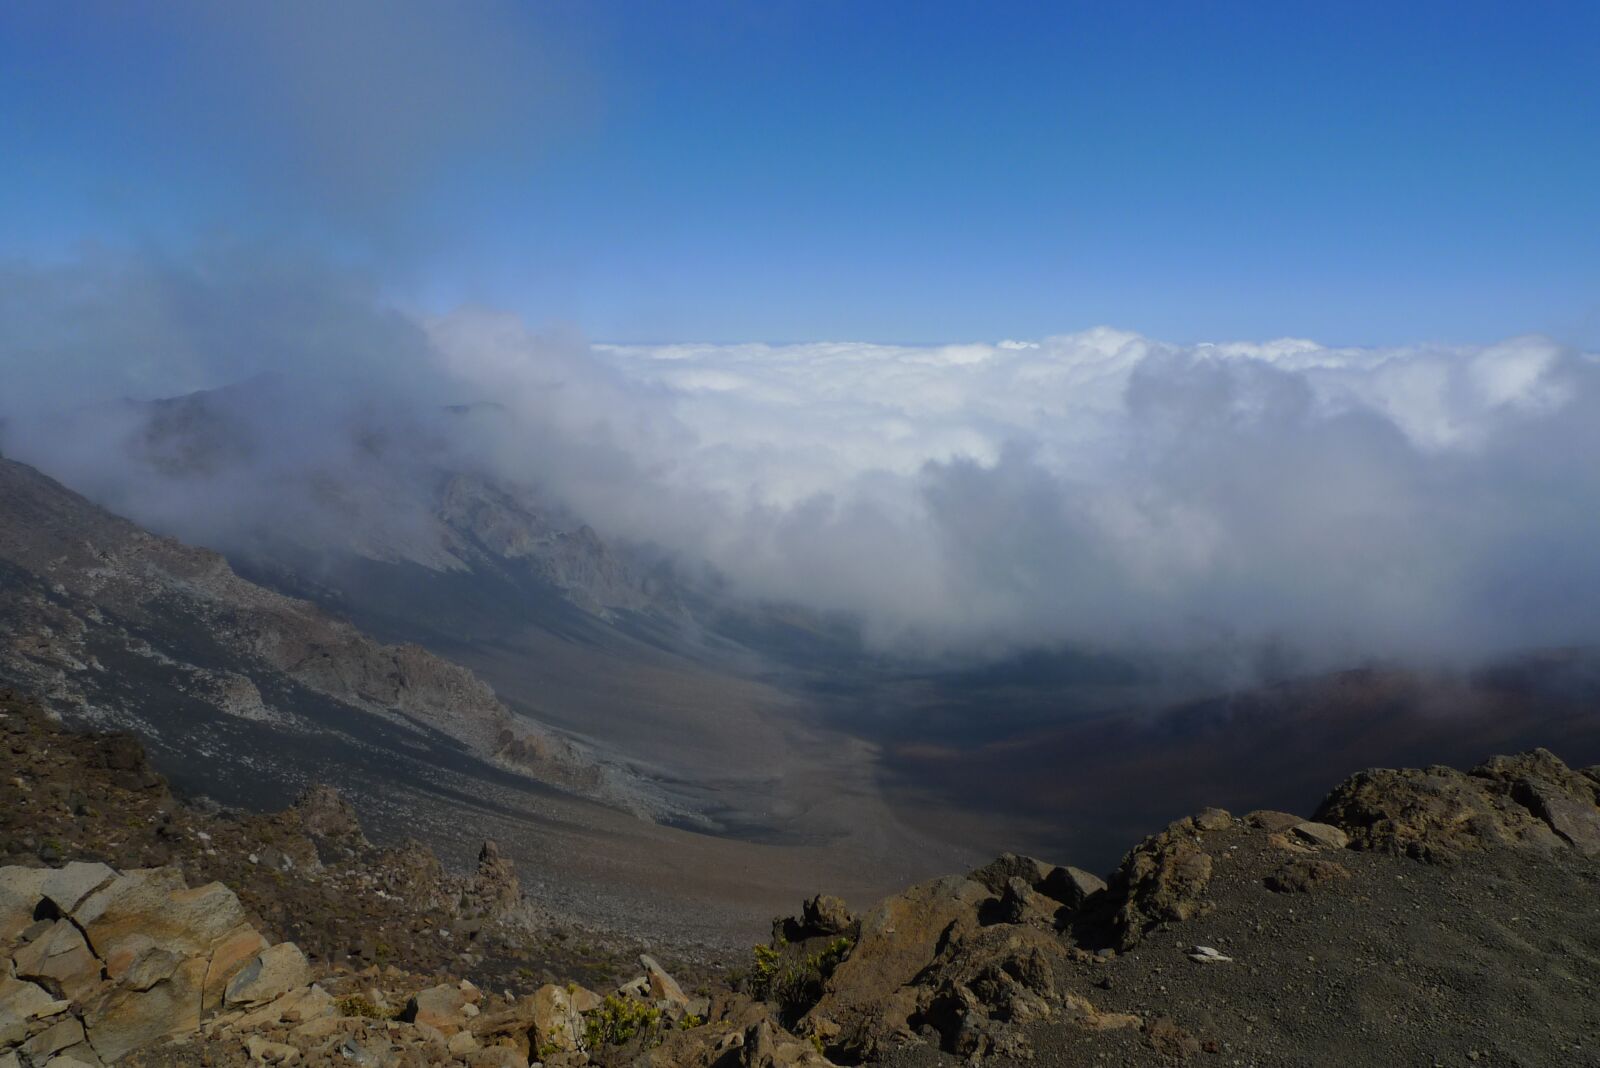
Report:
1314,751,1600,862
403,984,471,1037
75,869,247,962
13,919,103,1002
0,867,50,942
528,983,583,1053
467,841,521,916
202,923,270,1013
224,943,310,1007
1291,822,1351,850
995,877,1058,926
1110,828,1214,948
19,1016,85,1061
1192,807,1233,832
1039,865,1107,909
800,875,989,1056
1246,810,1304,833
968,854,1053,896
1266,858,1352,894
640,954,688,1008
39,863,117,916
83,956,206,1062
291,783,365,842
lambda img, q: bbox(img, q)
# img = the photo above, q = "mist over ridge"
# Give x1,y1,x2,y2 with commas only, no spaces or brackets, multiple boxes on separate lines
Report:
2,250,1596,674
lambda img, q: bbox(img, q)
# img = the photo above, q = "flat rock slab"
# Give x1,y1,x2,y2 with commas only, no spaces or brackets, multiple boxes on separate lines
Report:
1292,822,1351,850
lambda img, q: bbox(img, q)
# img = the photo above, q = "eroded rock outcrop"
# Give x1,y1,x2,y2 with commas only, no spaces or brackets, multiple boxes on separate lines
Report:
1315,747,1600,863
0,862,310,1064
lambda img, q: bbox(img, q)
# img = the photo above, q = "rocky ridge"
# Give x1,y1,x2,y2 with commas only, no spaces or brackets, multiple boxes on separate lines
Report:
8,686,1600,1065
0,455,682,818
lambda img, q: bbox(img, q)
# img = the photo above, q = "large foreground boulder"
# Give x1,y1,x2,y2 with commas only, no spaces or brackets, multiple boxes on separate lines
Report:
0,863,312,1065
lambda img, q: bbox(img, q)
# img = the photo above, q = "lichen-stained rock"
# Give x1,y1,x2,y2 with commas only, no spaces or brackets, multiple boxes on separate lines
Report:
39,863,117,917
527,983,582,1054
910,926,1068,1059
1315,748,1600,863
639,954,688,1008
1109,825,1215,949
13,919,103,1002
1039,865,1107,909
799,875,989,1057
0,867,50,942
202,924,270,1014
1290,821,1350,850
403,983,473,1037
83,956,206,1062
74,869,248,962
224,943,309,1008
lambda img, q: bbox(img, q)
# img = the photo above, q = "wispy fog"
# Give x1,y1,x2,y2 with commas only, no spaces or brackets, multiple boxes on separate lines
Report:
3,249,1598,666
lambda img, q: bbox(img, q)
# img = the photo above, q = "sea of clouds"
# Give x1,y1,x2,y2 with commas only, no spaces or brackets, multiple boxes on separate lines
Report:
3,252,1598,665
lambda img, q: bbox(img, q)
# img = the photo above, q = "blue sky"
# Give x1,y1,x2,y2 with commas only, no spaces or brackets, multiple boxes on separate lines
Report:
3,0,1597,346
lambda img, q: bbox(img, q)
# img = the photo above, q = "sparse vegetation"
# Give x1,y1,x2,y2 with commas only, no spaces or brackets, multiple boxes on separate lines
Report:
583,994,664,1049
744,934,854,1024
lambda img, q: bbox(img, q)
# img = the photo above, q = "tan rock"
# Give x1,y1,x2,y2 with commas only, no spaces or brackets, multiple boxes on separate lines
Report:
529,983,582,1053
76,869,248,963
13,919,103,1002
448,1030,480,1055
245,1034,301,1064
83,954,206,1062
403,984,470,1036
1292,821,1351,850
39,863,117,916
0,866,49,942
639,955,688,1007
43,1045,102,1068
21,1015,86,1060
0,973,72,1023
568,985,603,1014
232,984,331,1029
202,923,270,1014
225,943,309,1007
1246,809,1304,832
466,1047,529,1068
102,933,182,992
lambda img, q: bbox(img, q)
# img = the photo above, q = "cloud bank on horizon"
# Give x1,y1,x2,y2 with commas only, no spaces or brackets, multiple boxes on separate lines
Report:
2,253,1597,667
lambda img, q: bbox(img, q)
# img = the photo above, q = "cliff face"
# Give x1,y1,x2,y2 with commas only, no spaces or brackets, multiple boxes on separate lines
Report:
0,456,601,801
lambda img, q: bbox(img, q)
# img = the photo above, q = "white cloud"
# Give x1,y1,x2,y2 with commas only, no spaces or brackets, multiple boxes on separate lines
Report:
4,249,1598,666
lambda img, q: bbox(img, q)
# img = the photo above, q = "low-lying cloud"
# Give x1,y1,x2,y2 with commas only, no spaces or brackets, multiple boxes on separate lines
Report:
3,251,1598,667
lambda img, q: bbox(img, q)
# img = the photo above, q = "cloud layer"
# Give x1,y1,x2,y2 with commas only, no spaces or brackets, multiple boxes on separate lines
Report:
3,251,1598,667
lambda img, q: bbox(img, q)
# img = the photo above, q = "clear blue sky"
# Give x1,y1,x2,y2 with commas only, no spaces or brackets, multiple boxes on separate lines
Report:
3,1,1597,345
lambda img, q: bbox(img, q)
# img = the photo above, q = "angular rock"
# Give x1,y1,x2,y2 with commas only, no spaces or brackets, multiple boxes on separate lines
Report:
801,875,989,1056
39,863,117,916
528,983,583,1054
801,895,855,937
102,933,181,991
0,973,72,1024
1246,810,1304,833
202,923,270,1013
968,854,1054,896
467,841,521,916
403,984,471,1037
1513,778,1600,854
1111,829,1214,948
14,919,103,1002
83,955,206,1062
640,954,688,1007
1292,822,1351,850
0,867,50,942
1039,865,1107,909
995,877,1058,926
1192,807,1233,832
224,943,309,1007
291,783,365,842
21,1015,85,1060
75,869,247,963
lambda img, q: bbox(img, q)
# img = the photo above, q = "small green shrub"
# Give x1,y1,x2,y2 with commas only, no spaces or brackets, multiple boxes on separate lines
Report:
584,995,663,1049
744,936,854,1024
